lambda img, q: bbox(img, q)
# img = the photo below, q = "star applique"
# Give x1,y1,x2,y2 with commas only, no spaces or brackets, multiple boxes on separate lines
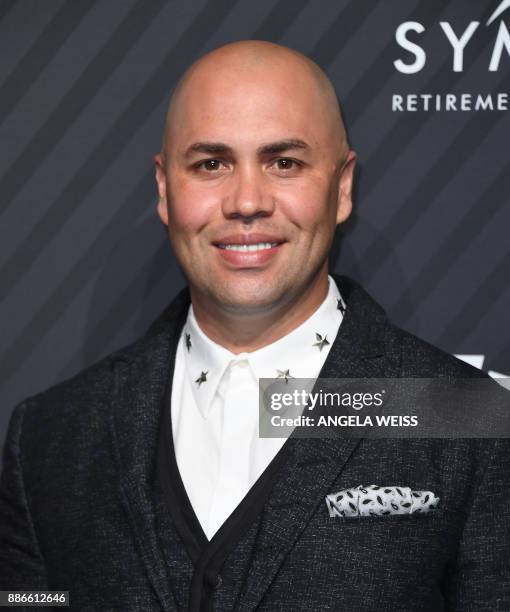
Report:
276,369,293,383
337,296,346,314
195,371,208,387
185,332,192,352
313,332,330,352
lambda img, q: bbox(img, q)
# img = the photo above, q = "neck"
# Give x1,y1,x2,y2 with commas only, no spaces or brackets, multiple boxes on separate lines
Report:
190,271,330,354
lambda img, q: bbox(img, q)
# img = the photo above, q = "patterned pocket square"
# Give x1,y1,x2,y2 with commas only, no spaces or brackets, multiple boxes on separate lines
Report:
325,484,439,517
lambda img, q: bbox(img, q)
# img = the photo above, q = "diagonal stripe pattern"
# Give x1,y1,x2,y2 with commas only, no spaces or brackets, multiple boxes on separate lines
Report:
0,0,509,448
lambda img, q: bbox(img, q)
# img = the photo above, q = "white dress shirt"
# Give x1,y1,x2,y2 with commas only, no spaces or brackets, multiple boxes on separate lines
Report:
170,275,346,540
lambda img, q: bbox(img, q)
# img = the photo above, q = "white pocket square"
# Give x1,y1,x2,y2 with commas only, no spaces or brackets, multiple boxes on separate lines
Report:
325,484,439,517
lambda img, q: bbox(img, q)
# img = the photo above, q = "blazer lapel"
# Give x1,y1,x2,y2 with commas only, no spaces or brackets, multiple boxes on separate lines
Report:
108,287,191,612
235,275,401,610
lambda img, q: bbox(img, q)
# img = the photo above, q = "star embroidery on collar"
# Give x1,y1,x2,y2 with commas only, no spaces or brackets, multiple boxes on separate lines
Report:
195,371,208,387
185,332,192,352
337,296,346,314
276,369,293,383
313,332,330,351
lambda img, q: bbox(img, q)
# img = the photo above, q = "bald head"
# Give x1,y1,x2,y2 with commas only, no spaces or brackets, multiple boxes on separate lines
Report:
154,40,357,332
160,40,348,163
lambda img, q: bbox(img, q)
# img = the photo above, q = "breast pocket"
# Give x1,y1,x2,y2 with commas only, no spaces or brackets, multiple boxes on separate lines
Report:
295,506,451,588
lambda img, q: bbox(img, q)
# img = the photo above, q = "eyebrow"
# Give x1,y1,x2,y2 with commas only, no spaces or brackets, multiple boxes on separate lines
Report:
257,139,310,155
183,138,310,158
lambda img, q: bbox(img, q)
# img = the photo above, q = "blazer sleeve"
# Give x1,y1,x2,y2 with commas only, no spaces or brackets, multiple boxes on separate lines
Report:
0,402,48,589
443,438,510,610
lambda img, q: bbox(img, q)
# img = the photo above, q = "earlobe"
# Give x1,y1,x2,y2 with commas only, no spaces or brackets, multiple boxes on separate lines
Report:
157,195,169,226
336,151,356,225
155,153,169,226
336,196,352,225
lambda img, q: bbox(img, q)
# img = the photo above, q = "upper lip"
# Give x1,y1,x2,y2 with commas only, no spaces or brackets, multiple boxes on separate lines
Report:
213,233,286,246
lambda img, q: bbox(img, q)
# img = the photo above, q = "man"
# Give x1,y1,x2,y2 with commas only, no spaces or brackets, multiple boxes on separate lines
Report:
0,40,509,611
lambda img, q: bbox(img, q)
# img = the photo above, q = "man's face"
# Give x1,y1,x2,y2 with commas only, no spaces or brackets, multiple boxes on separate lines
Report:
155,58,355,314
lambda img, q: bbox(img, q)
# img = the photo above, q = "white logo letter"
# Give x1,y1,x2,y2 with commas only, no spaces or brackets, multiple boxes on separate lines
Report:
394,22,426,74
439,22,480,72
489,20,510,71
486,0,510,26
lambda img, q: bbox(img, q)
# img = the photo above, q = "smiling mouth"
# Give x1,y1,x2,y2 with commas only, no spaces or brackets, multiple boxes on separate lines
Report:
216,242,280,251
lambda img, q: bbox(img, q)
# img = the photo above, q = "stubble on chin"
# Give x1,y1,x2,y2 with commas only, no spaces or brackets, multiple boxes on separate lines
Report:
198,271,295,315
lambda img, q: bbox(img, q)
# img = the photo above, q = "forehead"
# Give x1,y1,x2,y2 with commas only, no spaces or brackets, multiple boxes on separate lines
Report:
166,63,334,150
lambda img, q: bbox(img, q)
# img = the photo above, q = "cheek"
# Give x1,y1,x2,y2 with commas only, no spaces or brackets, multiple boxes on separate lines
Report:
279,184,335,230
167,179,219,234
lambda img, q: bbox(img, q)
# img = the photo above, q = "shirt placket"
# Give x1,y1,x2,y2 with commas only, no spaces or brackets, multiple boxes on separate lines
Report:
206,359,257,538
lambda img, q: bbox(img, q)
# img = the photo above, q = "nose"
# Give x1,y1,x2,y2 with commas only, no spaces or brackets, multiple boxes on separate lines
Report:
221,163,275,220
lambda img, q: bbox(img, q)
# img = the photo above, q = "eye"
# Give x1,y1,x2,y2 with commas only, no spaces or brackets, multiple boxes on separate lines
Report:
196,159,224,171
273,158,300,171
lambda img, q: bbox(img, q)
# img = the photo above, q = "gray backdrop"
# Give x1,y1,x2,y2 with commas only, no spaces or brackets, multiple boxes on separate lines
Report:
1,0,509,453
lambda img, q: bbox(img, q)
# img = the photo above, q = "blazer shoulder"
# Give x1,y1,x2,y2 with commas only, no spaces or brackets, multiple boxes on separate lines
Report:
332,274,494,381
387,322,490,379
15,332,152,431
8,288,191,460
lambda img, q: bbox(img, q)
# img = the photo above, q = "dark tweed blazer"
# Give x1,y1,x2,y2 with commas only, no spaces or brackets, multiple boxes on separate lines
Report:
1,274,509,611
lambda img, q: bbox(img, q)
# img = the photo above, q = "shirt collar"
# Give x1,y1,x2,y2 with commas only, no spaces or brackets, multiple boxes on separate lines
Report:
181,275,346,418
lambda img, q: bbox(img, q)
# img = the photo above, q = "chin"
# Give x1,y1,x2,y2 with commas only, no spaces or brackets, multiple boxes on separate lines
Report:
212,284,287,313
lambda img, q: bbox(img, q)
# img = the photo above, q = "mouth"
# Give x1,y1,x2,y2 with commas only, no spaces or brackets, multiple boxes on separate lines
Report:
212,235,287,267
215,241,280,252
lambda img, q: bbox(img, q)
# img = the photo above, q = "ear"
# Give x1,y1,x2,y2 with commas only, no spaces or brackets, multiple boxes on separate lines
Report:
154,152,169,226
336,150,357,225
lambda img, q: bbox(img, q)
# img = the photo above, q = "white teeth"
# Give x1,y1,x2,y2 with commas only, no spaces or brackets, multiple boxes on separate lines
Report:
219,242,279,251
